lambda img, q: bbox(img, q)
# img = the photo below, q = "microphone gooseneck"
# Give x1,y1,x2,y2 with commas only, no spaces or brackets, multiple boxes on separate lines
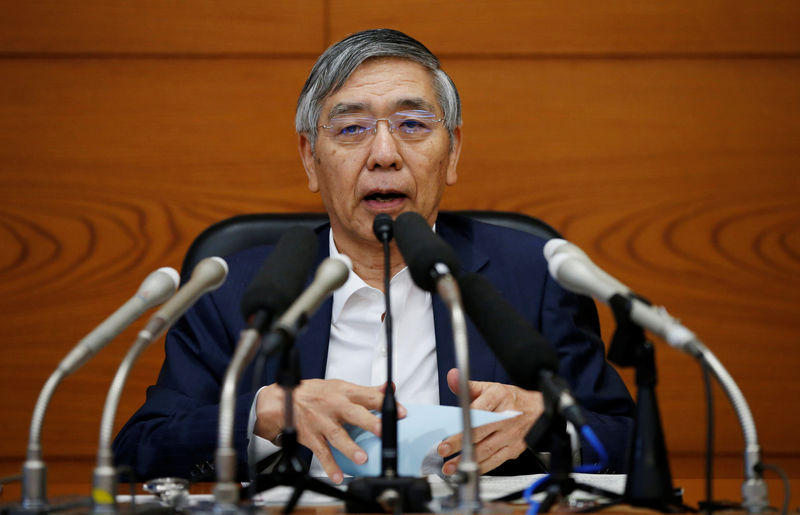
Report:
457,273,588,429
373,214,399,478
91,257,228,514
214,255,351,508
544,239,769,513
393,211,480,512
214,228,321,507
21,266,180,511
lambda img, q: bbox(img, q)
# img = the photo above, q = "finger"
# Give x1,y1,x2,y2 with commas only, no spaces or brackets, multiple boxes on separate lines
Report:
319,418,369,468
439,416,509,458
438,432,462,458
469,384,506,412
338,402,383,436
446,368,485,401
442,454,460,476
476,436,525,474
374,383,408,418
308,436,347,484
447,368,509,413
344,383,388,411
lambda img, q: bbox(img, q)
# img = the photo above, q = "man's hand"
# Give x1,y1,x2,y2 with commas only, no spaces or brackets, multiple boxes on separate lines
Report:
437,368,544,475
254,379,405,484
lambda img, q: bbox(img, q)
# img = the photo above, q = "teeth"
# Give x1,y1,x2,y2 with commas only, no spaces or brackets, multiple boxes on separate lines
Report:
366,192,403,201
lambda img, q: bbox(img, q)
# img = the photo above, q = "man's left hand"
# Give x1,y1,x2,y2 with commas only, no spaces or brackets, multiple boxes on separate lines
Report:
437,368,544,475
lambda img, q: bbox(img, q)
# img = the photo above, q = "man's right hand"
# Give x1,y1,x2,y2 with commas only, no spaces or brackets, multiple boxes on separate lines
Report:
254,379,404,483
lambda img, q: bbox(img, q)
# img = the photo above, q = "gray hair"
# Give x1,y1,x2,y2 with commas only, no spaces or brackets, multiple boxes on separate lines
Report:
296,29,462,151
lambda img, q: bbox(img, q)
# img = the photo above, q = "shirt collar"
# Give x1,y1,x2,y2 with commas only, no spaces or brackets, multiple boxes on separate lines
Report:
329,227,421,324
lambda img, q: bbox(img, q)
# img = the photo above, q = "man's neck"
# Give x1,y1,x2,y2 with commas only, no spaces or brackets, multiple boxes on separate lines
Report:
331,231,406,291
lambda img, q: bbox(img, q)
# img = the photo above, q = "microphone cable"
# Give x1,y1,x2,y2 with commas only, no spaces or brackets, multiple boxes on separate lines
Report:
522,428,610,515
698,356,791,515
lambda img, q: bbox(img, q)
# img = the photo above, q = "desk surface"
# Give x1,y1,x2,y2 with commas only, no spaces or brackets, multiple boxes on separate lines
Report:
2,477,793,514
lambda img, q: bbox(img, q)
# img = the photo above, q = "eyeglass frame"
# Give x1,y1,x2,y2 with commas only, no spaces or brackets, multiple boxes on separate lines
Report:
318,109,446,144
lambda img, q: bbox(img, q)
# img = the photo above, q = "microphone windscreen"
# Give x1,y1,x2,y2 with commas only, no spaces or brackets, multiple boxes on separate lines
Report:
458,273,559,390
240,226,319,323
372,213,394,242
394,211,460,292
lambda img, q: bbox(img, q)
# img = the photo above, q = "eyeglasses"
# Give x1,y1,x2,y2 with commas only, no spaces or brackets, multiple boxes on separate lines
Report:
320,110,445,144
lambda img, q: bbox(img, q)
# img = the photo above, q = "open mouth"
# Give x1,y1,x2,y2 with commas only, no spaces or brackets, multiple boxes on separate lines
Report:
363,191,407,202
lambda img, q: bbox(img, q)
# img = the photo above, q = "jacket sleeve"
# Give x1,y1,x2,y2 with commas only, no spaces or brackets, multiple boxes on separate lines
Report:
112,280,255,481
537,266,635,472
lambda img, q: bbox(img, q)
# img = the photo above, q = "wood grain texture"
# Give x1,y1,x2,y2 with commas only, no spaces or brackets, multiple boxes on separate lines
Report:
0,1,326,54
329,1,800,55
0,1,798,492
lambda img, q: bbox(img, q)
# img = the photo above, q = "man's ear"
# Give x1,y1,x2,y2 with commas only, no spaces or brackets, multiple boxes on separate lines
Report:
446,126,462,186
298,133,320,193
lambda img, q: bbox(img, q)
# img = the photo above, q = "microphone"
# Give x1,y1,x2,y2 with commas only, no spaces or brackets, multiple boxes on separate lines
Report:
543,239,695,351
240,227,319,332
394,212,460,292
270,256,351,340
372,214,399,478
214,256,351,507
393,211,480,511
59,268,181,374
92,257,228,513
543,239,769,513
457,273,588,429
20,267,180,511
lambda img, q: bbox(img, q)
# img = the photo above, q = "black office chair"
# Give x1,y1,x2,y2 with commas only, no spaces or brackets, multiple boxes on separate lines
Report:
181,210,561,274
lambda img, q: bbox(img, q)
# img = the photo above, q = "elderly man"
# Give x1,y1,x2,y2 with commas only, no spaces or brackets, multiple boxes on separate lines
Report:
114,29,634,484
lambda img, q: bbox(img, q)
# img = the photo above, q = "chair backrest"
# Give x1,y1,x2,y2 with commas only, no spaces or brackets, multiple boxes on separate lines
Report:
181,210,561,274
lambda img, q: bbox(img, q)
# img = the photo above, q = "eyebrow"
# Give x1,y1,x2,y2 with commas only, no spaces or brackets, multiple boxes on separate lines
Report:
326,97,438,119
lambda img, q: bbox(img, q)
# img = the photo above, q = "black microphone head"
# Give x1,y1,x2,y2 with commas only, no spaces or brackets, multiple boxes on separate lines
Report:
372,213,393,243
458,273,559,390
240,226,319,328
394,211,461,292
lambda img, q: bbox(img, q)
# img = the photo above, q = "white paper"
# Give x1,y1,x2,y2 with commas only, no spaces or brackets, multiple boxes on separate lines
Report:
330,404,520,477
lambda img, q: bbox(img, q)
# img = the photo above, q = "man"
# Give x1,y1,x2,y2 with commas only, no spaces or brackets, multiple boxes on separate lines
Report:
114,29,634,484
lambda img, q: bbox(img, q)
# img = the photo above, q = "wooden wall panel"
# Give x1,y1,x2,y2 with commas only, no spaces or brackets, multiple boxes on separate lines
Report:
0,1,325,54
0,58,323,460
329,1,800,55
442,58,800,456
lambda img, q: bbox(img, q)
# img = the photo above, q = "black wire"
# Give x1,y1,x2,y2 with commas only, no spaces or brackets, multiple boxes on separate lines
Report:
700,358,714,514
758,463,791,515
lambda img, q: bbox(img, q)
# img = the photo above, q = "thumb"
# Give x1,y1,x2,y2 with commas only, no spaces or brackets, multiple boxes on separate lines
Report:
446,368,484,401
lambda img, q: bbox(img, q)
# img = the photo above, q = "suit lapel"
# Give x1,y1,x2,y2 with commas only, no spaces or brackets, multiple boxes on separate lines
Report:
294,226,333,380
434,215,498,405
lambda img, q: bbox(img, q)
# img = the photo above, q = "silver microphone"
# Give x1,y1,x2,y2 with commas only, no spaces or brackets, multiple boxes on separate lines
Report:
214,256,351,507
20,267,179,511
543,239,769,513
92,257,228,513
544,240,695,350
274,256,351,335
59,268,181,374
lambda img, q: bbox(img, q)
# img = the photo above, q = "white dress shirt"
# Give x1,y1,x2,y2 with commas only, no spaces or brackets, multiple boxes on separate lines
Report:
248,229,439,476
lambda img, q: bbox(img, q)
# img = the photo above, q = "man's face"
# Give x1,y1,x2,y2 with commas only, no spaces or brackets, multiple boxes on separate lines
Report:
298,58,461,249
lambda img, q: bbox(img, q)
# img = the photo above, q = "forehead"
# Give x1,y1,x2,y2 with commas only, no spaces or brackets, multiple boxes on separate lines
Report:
321,58,439,117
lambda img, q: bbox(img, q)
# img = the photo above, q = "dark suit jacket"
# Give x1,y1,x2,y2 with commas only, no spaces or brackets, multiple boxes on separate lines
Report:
113,213,634,480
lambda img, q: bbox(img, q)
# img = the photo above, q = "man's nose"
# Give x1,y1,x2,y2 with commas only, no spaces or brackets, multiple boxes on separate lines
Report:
366,120,403,170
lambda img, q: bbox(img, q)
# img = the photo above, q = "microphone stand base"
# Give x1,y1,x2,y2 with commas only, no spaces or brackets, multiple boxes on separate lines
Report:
345,476,431,513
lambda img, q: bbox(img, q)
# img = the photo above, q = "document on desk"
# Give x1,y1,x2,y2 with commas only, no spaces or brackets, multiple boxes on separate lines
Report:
330,404,520,477
248,474,628,506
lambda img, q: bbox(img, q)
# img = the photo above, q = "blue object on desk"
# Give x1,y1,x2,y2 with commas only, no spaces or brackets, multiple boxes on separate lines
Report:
330,404,519,477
